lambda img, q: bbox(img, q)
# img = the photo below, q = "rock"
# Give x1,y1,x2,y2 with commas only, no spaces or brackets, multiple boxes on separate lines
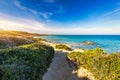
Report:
77,67,97,80
79,41,97,46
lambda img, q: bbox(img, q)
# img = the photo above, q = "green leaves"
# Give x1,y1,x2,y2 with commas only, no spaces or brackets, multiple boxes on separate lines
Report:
67,48,120,80
55,44,72,51
0,43,54,80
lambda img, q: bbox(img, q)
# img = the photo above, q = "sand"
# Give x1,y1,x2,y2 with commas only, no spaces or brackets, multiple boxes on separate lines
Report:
42,50,80,80
42,41,96,80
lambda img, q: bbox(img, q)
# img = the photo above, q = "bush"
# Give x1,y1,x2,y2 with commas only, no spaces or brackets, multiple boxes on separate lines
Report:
0,30,46,48
67,48,120,80
0,42,54,80
55,44,72,51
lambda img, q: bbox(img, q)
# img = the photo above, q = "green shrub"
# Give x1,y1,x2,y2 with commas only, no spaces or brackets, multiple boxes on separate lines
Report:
0,42,54,80
0,30,47,48
55,44,72,51
67,48,120,80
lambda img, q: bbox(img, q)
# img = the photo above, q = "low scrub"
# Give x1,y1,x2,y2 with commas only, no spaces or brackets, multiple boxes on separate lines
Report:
67,48,120,80
0,42,54,80
0,30,46,49
55,44,72,51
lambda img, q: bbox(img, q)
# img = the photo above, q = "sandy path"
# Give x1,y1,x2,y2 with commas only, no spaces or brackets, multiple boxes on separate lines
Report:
42,50,80,80
42,41,96,80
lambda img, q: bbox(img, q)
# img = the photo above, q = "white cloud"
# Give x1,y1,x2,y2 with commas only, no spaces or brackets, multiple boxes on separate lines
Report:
101,8,120,18
14,0,53,20
0,13,45,32
0,13,120,35
39,12,53,19
14,0,38,15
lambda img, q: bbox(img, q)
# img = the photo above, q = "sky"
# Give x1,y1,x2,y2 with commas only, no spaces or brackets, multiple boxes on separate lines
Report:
0,0,120,34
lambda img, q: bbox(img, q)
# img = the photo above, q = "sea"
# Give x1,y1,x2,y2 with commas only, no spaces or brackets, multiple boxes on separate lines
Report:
40,35,120,53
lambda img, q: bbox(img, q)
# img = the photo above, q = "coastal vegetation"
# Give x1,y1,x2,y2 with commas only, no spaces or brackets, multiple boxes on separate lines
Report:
67,47,120,80
55,44,72,51
0,30,46,48
0,30,120,80
0,30,54,80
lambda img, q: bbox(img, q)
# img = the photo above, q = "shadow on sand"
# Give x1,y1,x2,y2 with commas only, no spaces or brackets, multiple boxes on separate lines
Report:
43,51,91,80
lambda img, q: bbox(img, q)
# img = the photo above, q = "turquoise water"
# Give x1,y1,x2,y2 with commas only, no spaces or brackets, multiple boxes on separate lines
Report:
40,35,120,53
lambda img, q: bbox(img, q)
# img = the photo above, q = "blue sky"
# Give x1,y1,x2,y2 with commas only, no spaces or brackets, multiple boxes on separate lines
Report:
0,0,120,34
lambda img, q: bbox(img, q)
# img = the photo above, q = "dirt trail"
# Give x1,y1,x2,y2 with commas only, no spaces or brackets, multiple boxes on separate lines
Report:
42,50,94,80
41,41,96,80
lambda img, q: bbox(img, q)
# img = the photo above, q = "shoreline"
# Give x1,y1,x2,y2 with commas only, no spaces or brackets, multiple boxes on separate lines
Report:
41,40,120,80
0,30,119,80
40,41,85,53
40,39,120,54
38,35,120,53
42,40,97,80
